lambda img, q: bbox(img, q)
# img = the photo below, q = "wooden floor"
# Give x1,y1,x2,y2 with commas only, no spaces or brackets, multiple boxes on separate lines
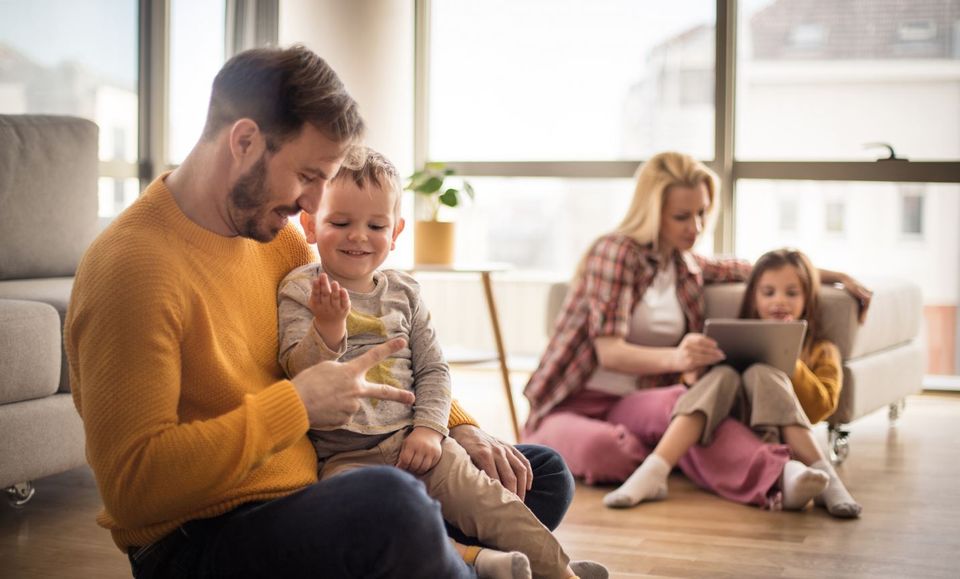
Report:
4,375,960,578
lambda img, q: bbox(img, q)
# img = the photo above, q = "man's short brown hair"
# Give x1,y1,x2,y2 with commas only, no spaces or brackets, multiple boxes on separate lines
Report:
202,45,364,151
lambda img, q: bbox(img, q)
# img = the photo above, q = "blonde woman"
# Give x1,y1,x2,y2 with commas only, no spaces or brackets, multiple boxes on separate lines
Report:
523,152,871,511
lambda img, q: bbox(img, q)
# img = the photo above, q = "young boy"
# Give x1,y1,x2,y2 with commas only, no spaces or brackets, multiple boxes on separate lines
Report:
277,148,605,579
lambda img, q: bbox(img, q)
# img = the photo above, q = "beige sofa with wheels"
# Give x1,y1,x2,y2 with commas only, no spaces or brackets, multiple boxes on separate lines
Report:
0,115,98,505
545,277,924,462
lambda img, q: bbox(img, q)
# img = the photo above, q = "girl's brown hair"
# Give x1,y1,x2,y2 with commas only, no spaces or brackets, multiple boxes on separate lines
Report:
738,248,822,359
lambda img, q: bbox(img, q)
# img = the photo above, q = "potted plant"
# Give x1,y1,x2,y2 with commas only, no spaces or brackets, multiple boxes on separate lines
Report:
405,162,475,265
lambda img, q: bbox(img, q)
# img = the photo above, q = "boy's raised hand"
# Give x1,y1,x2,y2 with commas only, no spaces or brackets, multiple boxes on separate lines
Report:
309,273,350,348
397,426,443,475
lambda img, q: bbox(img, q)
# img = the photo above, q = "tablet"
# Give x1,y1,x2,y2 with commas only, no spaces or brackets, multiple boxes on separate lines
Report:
703,319,807,375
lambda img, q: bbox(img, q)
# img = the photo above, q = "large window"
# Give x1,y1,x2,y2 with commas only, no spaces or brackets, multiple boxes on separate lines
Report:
736,0,960,161
1,0,243,219
0,0,139,219
168,0,226,165
422,0,960,381
428,0,716,162
441,178,634,274
736,181,960,376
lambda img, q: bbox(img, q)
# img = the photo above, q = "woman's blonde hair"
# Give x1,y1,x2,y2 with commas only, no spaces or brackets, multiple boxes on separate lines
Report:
616,151,719,245
574,151,719,279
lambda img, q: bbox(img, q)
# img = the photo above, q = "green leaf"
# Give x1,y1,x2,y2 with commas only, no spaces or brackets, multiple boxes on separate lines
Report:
439,189,459,207
417,176,444,194
405,171,428,191
463,181,475,200
425,161,446,172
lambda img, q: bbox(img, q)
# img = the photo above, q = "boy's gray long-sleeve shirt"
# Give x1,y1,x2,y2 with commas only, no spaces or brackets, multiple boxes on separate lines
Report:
278,264,451,437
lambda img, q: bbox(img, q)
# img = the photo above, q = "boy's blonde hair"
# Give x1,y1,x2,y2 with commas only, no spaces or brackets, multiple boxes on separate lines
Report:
333,146,403,218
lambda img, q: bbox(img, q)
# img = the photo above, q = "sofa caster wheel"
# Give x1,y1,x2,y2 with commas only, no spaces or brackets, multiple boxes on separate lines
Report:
5,482,36,507
828,426,850,465
888,399,906,425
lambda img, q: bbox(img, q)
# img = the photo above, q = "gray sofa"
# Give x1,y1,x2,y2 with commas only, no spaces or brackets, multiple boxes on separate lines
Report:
0,115,99,505
546,277,924,463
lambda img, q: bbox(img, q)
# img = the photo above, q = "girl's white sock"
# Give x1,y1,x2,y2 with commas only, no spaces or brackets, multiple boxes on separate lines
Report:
474,548,531,579
812,459,862,518
603,454,670,508
781,459,830,510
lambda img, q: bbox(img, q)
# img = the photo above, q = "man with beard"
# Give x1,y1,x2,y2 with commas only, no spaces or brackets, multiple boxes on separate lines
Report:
65,46,574,578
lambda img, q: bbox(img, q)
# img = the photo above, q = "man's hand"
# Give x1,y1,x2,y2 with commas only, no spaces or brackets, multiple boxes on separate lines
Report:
450,424,532,500
291,338,414,429
309,273,350,348
672,333,725,373
397,426,443,475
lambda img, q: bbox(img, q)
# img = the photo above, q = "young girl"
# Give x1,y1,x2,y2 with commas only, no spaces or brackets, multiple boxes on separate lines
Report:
604,248,862,518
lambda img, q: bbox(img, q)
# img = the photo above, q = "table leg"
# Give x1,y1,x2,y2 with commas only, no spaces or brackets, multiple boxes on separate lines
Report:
480,271,521,441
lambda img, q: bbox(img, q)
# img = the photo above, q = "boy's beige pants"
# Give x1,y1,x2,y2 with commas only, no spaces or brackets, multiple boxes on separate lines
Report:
319,429,570,578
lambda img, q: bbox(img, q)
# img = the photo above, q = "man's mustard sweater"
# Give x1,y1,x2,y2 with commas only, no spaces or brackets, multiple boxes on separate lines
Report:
65,176,475,550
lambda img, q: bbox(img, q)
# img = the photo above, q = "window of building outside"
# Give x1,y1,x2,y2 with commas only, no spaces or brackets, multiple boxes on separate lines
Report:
824,199,846,235
900,188,925,236
778,196,798,232
168,0,226,166
0,0,139,219
736,180,960,377
736,0,960,162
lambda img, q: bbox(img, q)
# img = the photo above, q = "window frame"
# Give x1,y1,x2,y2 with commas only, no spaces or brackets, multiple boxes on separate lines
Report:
137,0,278,186
413,0,960,254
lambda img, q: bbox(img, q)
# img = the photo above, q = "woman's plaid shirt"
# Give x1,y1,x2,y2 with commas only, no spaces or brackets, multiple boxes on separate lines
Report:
523,233,752,430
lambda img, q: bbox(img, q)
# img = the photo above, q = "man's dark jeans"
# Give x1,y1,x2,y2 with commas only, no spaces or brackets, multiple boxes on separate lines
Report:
128,444,574,578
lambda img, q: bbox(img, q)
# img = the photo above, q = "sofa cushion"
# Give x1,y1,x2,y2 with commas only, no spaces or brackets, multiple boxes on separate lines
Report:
0,277,74,392
0,115,99,280
0,299,61,405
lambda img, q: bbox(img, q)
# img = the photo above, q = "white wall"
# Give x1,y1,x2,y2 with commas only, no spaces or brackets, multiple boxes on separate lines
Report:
278,0,415,175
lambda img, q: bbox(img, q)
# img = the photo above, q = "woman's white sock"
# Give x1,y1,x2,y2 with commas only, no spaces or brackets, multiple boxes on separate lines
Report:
603,454,670,508
781,459,830,510
812,459,862,518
